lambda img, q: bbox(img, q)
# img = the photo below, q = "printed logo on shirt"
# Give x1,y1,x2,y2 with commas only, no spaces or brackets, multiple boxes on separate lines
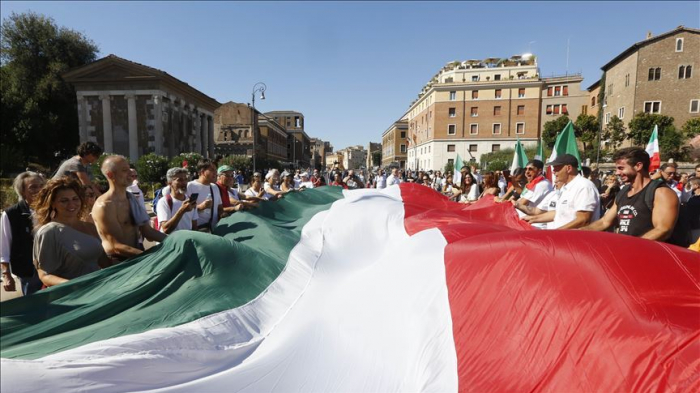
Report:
617,204,638,233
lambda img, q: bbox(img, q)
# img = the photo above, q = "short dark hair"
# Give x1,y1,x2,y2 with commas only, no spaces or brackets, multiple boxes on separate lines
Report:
581,166,592,177
527,159,544,170
612,147,650,171
77,142,103,158
197,159,216,174
660,162,677,171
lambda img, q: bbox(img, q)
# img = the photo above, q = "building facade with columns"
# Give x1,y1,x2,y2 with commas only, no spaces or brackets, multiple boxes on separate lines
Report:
63,55,220,162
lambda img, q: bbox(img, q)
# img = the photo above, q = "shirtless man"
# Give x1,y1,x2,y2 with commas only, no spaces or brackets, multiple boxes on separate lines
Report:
93,156,166,261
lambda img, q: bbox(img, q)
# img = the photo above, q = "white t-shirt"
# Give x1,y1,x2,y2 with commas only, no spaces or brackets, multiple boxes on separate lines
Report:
156,195,198,233
126,184,147,213
245,187,268,200
375,175,387,189
460,184,479,202
187,180,222,228
520,178,553,208
300,181,314,189
228,188,240,201
386,174,401,186
552,175,601,229
530,189,562,230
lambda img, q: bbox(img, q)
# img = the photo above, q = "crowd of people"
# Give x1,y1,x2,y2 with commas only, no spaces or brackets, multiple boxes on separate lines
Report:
1,142,699,297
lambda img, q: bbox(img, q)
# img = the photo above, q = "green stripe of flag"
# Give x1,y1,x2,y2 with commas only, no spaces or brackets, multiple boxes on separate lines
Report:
1,186,345,360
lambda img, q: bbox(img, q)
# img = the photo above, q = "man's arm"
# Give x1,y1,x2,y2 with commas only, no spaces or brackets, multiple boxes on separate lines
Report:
37,267,68,287
159,200,195,234
580,203,617,232
641,187,679,241
512,199,544,216
75,171,102,197
522,210,556,224
140,223,167,243
92,200,144,258
558,211,594,230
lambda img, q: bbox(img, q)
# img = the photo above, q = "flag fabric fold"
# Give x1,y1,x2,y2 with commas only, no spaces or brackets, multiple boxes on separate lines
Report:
546,120,581,180
2,184,698,393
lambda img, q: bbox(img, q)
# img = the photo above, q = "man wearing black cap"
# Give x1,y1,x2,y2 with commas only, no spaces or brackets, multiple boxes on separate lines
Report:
514,159,552,216
523,154,600,229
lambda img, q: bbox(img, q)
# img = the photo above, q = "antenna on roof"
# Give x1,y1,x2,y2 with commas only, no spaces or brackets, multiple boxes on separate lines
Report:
566,38,570,76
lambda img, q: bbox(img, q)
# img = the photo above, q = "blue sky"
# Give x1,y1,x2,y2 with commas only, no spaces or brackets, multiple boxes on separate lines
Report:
1,1,698,150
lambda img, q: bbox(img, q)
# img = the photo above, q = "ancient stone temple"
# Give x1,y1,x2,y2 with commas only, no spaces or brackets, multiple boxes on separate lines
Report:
63,55,220,161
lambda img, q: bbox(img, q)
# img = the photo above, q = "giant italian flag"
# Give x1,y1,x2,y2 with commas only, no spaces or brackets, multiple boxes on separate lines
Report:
1,184,699,392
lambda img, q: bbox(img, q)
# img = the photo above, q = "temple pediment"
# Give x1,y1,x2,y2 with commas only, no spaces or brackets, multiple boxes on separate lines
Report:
63,55,160,83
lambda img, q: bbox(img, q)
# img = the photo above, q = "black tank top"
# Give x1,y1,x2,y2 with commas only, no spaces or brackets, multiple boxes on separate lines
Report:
616,181,654,237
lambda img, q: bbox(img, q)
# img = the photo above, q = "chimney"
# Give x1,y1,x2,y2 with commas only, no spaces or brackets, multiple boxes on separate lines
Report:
646,31,653,39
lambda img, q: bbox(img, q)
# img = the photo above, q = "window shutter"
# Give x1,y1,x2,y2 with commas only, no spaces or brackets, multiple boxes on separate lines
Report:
686,65,692,79
563,86,569,96
547,87,553,96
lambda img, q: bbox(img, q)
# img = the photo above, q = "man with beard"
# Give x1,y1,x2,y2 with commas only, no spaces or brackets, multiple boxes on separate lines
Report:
156,168,198,234
580,147,678,241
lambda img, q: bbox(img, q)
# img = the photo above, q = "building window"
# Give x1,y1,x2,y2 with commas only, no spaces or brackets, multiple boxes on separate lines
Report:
470,123,478,135
547,87,553,97
619,107,625,119
400,131,406,138
471,107,478,117
679,66,685,79
447,144,456,152
554,86,561,96
517,105,525,115
472,75,479,82
553,105,560,115
494,74,501,81
582,105,588,115
546,105,553,115
447,159,454,166
516,122,525,134
689,100,699,113
400,144,407,153
644,101,661,114
562,85,569,96
494,106,501,115
449,91,456,101
449,107,456,117
492,144,501,152
518,88,525,98
495,89,502,99
591,96,596,107
448,124,456,135
472,90,479,99
676,38,684,52
562,104,568,115
492,123,501,135
625,74,630,87
648,67,661,81
679,65,693,79
605,112,611,124
469,144,477,152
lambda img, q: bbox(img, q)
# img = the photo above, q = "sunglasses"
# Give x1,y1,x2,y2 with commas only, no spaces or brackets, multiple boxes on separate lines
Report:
525,167,536,172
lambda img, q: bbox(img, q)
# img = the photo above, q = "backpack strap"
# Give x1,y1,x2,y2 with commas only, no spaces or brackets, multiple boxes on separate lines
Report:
165,193,173,212
643,179,666,211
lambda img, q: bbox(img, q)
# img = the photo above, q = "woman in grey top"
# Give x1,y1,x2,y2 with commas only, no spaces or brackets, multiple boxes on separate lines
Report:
32,177,109,287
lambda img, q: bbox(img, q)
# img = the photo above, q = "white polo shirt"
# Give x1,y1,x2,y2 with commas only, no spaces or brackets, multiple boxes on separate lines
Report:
553,175,600,229
517,177,553,219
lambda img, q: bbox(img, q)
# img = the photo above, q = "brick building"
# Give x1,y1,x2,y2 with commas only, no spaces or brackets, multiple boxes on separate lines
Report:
600,26,700,136
265,111,311,168
213,102,288,162
381,118,408,168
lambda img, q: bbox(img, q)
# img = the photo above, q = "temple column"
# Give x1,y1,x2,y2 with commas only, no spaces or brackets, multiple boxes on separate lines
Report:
201,114,209,157
100,95,114,153
77,94,88,143
153,94,163,155
126,94,138,161
208,116,215,158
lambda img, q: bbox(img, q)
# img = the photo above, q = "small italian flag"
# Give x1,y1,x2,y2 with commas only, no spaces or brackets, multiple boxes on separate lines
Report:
645,125,661,172
510,137,528,172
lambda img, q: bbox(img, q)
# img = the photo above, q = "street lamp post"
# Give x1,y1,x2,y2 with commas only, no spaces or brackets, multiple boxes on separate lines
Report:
251,82,266,174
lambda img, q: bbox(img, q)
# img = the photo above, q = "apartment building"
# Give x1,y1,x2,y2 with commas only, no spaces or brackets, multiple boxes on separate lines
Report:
336,145,367,170
541,75,590,121
600,26,700,134
381,118,408,168
265,110,311,167
405,55,542,171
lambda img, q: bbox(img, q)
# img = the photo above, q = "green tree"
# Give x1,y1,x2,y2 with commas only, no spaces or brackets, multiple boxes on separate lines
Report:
480,146,539,171
218,155,252,172
602,115,626,150
574,113,600,159
627,113,675,146
136,153,169,184
1,12,99,172
681,118,700,139
169,152,204,179
658,127,690,161
371,151,382,167
542,115,571,149
443,161,454,174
